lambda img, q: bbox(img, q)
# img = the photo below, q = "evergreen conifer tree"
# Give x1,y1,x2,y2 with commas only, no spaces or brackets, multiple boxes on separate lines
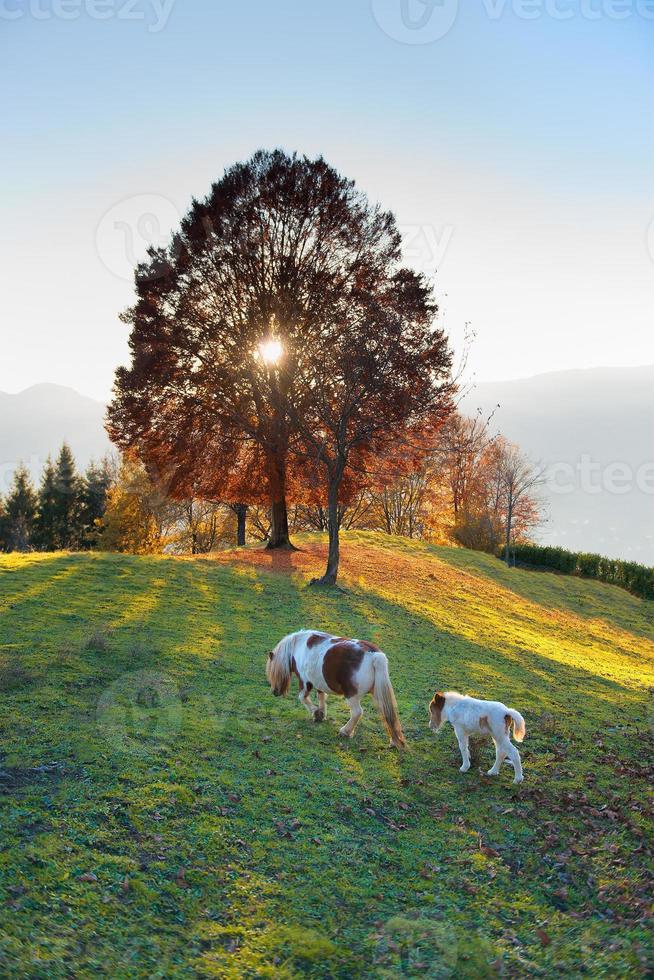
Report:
5,465,38,551
51,444,83,549
81,457,114,547
34,456,58,551
0,495,9,552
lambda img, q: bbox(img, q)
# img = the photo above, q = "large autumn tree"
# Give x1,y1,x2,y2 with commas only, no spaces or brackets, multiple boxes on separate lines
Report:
108,150,409,548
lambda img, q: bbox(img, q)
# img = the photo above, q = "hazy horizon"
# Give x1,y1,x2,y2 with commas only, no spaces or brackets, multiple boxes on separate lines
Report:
4,359,654,402
3,364,653,564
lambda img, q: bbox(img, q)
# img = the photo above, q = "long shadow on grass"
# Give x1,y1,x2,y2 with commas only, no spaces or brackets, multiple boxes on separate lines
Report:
0,555,83,617
289,577,648,737
421,539,654,642
185,564,653,976
5,551,644,765
2,554,651,978
182,555,650,761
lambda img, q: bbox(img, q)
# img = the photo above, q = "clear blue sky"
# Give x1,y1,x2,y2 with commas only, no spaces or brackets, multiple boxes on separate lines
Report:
2,0,653,399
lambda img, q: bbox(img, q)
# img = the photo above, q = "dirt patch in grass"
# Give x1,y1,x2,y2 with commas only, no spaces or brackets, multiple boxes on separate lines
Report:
0,761,74,794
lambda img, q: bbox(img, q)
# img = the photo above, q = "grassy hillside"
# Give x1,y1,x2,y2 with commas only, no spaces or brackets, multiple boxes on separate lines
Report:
1,533,653,978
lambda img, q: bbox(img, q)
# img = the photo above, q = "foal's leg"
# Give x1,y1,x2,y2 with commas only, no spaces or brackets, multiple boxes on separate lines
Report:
339,697,363,738
487,738,507,776
314,691,327,723
455,726,471,772
504,739,523,784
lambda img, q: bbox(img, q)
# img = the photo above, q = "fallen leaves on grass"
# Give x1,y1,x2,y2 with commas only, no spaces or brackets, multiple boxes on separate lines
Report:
478,837,501,859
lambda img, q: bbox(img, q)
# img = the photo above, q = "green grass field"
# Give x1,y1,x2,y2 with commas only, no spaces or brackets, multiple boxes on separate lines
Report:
1,533,653,978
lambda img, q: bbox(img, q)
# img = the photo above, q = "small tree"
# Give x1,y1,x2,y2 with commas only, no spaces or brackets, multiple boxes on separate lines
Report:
291,489,374,535
437,411,495,521
371,466,438,540
49,444,84,550
81,457,115,547
244,504,272,543
449,436,543,556
34,457,58,551
96,456,173,554
5,465,38,551
172,497,223,554
496,441,545,566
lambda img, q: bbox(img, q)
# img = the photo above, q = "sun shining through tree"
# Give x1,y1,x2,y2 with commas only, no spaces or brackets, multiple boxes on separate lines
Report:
107,149,454,574
258,337,284,367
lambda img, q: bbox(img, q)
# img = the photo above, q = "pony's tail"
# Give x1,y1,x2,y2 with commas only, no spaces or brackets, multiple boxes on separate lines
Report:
507,709,526,742
372,653,406,749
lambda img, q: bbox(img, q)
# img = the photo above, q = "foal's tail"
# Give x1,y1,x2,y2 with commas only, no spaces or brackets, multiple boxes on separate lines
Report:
507,708,526,743
372,653,406,749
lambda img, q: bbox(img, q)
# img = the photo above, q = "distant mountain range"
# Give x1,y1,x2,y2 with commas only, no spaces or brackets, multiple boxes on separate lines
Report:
0,384,112,494
461,365,654,566
2,368,653,565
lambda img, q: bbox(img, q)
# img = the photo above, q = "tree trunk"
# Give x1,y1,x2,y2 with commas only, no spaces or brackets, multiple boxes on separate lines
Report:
265,452,295,550
505,500,513,566
234,504,247,547
268,498,293,549
312,475,341,586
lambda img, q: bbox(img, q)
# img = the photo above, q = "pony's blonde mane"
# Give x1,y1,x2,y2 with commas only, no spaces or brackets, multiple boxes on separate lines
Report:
266,631,303,695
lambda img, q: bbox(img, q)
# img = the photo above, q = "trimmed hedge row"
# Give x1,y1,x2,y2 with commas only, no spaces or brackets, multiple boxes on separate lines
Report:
500,543,654,601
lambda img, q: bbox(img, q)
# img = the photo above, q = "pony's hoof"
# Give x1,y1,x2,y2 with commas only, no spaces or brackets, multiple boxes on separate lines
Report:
313,710,325,723
338,727,353,738
486,769,499,777
513,776,524,784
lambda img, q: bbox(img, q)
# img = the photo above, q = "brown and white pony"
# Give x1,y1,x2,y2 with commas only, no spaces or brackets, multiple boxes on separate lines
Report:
266,630,406,748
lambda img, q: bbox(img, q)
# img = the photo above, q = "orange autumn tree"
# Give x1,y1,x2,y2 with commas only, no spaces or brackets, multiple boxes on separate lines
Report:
288,269,454,585
108,150,433,551
451,434,544,555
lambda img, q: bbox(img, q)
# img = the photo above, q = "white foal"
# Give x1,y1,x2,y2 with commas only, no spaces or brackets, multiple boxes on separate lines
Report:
429,691,526,784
